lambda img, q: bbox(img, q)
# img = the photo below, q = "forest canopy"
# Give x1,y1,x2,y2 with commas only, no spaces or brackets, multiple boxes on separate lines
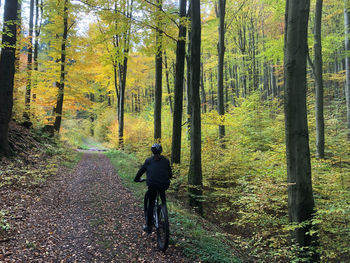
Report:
0,0,349,262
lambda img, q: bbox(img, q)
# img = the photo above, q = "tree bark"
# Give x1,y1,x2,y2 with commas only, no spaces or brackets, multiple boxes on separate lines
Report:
117,0,133,149
314,0,325,158
154,0,163,141
200,61,207,113
15,1,22,74
186,16,192,141
33,0,42,74
0,0,19,157
217,0,226,145
344,0,350,140
164,51,173,114
284,0,318,258
188,0,203,214
24,0,35,120
171,0,187,164
118,55,128,148
53,0,69,132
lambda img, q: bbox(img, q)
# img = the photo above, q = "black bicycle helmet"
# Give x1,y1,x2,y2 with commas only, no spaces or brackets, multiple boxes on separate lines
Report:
151,143,162,154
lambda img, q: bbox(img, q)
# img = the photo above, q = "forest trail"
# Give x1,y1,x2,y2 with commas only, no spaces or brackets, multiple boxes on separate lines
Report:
1,153,190,262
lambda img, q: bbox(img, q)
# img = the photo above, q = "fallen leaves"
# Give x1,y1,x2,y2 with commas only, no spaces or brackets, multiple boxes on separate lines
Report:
1,153,191,262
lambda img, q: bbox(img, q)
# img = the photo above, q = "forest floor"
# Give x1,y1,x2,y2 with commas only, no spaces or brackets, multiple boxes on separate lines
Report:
0,151,191,262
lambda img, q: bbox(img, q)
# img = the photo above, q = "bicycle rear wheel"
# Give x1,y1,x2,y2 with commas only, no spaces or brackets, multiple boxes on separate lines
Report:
156,204,169,251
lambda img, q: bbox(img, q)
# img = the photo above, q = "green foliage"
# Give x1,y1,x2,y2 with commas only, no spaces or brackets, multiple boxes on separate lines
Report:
0,210,10,231
101,90,350,262
61,118,91,148
94,107,116,142
169,208,241,263
106,150,240,263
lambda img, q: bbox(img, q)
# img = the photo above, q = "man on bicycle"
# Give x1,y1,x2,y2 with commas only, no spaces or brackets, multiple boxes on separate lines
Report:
134,143,172,234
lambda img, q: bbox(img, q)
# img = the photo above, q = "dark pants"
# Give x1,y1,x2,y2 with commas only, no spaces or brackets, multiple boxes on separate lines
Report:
146,184,166,227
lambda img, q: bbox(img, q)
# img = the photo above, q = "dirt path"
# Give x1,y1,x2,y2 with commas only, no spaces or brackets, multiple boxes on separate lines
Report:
2,153,191,262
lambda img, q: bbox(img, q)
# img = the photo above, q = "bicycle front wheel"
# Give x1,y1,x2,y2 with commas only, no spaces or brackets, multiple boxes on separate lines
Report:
156,204,169,251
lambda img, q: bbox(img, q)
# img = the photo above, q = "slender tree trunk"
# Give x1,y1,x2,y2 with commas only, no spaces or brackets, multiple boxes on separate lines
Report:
154,0,163,141
271,63,278,97
24,0,34,120
0,0,19,157
284,0,318,259
188,0,202,214
344,0,350,140
33,0,42,74
217,0,226,145
164,51,173,114
171,0,187,164
186,24,192,141
15,1,22,74
118,55,128,148
314,0,325,158
53,0,69,132
117,0,133,149
200,61,207,113
210,71,214,111
32,0,42,116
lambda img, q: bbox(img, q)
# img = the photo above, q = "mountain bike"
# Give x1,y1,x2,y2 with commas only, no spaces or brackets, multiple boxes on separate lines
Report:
140,179,169,252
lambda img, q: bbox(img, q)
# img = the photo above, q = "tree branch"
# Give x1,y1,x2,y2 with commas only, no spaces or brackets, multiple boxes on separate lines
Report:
77,0,177,42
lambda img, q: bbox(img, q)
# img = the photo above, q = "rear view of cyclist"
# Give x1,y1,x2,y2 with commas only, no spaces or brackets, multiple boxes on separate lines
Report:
134,143,172,233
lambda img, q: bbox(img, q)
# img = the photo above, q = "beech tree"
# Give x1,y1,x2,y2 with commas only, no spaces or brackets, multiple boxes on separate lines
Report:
188,0,202,213
217,0,226,145
0,0,19,157
284,0,318,258
154,0,163,141
24,0,35,121
171,0,187,164
308,0,325,158
53,0,69,132
314,0,325,158
115,0,134,148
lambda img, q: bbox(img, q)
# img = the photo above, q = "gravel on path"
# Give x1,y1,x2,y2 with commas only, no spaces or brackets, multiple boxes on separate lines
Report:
1,153,191,263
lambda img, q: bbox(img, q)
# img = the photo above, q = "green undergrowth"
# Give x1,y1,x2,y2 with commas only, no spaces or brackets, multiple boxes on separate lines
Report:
105,150,241,263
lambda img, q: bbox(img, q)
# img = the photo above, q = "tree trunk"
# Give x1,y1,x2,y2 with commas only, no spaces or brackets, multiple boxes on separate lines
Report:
15,0,22,74
53,0,69,132
284,0,318,259
217,0,226,145
118,0,133,149
186,25,192,141
164,51,173,114
118,56,128,149
32,0,42,116
344,0,350,140
0,0,19,157
154,0,163,141
188,0,203,214
200,61,207,113
24,0,34,120
210,71,214,111
314,0,325,157
171,0,187,164
33,0,42,74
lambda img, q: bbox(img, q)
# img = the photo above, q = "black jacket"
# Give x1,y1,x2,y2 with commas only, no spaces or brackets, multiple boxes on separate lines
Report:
134,155,172,188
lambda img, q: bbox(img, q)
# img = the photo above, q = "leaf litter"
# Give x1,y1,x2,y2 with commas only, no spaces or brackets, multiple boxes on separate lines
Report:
1,152,191,262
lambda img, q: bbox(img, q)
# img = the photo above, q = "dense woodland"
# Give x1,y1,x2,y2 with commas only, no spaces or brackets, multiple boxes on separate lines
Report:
0,0,350,262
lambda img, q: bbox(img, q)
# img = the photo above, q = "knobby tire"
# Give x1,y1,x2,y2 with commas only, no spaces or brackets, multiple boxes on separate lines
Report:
156,204,169,251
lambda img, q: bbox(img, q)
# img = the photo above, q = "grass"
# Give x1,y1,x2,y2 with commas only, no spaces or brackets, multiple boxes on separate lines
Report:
105,149,241,263
61,150,83,168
